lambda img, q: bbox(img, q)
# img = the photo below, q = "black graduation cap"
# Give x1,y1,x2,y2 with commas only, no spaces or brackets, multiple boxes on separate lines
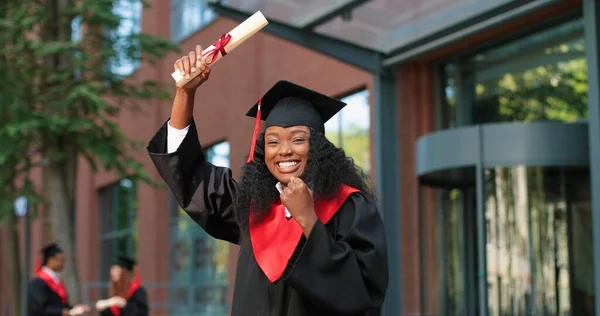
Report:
114,255,136,271
245,80,347,163
41,243,63,260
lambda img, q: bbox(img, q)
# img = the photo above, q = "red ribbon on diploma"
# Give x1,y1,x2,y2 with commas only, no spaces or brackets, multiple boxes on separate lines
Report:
202,33,232,64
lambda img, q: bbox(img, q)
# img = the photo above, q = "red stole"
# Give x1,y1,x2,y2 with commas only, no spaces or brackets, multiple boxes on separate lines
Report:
36,269,68,304
249,184,359,282
110,270,142,316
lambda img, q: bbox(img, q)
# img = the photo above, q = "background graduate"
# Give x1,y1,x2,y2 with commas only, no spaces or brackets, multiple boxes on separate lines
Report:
147,46,389,315
27,243,90,316
98,256,148,316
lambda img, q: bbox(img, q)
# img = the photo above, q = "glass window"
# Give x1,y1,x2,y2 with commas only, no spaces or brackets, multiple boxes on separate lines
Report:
325,89,371,175
98,179,138,296
485,166,593,315
442,189,465,315
72,16,82,80
442,18,586,128
425,166,593,316
168,141,231,315
427,188,469,316
170,0,222,42
108,0,143,77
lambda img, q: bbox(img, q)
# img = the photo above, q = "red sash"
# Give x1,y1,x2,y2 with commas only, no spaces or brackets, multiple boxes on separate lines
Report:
250,184,359,282
110,270,142,316
36,269,68,304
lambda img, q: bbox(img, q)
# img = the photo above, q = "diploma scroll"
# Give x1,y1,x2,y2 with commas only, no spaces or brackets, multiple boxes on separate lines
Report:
95,297,127,311
68,306,85,316
171,11,269,88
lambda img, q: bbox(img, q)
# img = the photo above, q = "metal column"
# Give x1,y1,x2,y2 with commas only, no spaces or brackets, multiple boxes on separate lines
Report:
373,69,401,316
583,1,600,315
475,126,487,316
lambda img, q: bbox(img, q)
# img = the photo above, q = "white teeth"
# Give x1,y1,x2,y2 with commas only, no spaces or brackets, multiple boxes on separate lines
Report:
279,161,298,168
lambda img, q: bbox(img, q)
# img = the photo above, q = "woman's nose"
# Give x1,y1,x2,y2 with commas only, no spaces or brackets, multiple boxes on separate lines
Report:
278,143,292,155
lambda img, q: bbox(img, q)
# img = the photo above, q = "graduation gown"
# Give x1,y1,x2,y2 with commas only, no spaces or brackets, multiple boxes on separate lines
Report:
99,287,149,316
27,276,71,316
147,120,389,316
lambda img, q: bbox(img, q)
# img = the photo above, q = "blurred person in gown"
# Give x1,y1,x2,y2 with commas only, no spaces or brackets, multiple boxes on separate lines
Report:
28,243,91,316
97,256,148,316
147,45,389,315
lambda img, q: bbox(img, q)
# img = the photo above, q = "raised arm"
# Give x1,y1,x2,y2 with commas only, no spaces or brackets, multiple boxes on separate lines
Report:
147,46,240,244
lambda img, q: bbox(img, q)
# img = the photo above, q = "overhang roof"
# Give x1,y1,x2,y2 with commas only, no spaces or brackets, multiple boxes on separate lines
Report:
212,0,558,55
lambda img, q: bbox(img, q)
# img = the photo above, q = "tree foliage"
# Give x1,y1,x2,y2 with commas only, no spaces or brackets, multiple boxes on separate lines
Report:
0,0,178,303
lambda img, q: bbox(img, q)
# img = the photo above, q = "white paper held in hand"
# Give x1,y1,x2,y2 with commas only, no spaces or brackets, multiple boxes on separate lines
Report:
68,306,84,316
95,296,128,310
171,11,269,88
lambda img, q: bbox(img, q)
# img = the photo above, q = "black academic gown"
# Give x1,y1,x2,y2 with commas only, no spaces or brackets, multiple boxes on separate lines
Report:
99,287,149,316
147,120,389,316
27,277,71,316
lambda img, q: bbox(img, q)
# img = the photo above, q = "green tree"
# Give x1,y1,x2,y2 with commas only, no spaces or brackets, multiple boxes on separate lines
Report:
326,123,371,176
0,0,177,306
475,42,588,123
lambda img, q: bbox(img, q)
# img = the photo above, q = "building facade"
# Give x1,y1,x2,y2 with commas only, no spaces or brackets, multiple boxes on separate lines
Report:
2,0,600,315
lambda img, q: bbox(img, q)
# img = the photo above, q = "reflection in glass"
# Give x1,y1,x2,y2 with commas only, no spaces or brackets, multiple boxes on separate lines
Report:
206,141,230,168
169,141,231,315
443,19,587,128
420,187,440,315
325,89,371,175
443,189,464,315
170,0,223,42
485,166,594,315
109,0,142,77
98,179,138,287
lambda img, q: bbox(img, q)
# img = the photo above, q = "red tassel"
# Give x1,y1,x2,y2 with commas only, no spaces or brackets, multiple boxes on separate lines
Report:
246,98,262,163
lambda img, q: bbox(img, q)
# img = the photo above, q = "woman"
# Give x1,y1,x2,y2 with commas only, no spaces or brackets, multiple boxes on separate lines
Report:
148,45,389,315
99,256,148,316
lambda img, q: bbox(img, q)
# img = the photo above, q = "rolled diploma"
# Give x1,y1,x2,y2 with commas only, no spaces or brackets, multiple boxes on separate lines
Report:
68,306,84,316
171,10,269,88
95,297,127,310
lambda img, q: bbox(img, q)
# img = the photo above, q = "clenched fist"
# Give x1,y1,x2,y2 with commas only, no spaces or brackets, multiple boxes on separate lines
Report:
173,44,211,93
281,177,318,235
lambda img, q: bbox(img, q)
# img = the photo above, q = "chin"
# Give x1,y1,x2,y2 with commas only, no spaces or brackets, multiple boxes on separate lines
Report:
277,171,305,185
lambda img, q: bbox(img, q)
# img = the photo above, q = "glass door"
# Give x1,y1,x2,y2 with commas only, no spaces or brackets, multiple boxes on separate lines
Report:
437,186,480,316
484,166,594,316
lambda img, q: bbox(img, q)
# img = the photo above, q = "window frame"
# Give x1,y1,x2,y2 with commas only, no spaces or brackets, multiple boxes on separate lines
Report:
167,140,231,314
170,0,223,43
98,179,138,285
435,14,586,130
325,87,372,176
107,0,143,78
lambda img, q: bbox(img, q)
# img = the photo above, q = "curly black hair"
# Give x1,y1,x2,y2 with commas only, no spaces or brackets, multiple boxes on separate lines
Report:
234,129,376,228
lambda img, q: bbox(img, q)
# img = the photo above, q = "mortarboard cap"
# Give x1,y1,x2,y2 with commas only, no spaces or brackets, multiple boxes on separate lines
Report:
114,255,136,272
245,80,347,163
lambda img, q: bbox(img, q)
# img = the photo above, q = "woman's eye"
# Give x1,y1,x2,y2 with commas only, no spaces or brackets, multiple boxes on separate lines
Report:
293,138,306,143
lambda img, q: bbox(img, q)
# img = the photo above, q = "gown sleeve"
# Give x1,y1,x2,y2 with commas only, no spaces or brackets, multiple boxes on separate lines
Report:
282,192,389,314
147,118,240,244
133,287,149,316
27,278,68,316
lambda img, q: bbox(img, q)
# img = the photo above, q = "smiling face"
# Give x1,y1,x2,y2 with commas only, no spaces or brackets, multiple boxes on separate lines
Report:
264,125,310,185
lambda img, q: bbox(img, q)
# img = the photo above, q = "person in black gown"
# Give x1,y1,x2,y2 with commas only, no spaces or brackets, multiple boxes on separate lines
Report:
27,243,90,316
147,46,389,315
99,256,148,316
